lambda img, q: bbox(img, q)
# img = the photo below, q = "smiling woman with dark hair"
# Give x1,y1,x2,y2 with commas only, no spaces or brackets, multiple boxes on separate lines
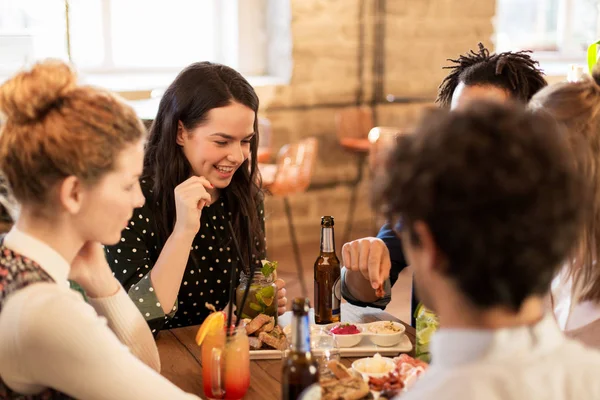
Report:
105,62,287,333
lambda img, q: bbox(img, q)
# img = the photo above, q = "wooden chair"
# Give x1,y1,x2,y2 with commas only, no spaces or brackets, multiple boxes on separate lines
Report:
334,106,374,243
260,137,318,274
368,126,404,176
257,117,273,163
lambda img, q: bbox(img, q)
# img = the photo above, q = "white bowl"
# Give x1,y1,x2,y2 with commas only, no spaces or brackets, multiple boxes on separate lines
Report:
351,354,396,379
364,321,405,347
325,323,363,348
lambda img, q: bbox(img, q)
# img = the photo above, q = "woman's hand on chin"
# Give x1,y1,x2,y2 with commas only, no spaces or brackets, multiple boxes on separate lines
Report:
70,241,120,298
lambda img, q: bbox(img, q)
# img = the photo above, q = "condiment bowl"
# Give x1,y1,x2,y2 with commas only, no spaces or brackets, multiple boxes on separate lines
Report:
351,354,396,379
364,321,405,347
324,323,363,348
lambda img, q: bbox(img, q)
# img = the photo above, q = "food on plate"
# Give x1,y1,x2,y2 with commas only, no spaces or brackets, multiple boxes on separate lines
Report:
326,360,352,380
367,321,403,334
352,353,395,375
320,361,371,400
330,323,361,335
375,284,385,298
258,327,288,350
256,318,275,334
248,336,263,350
242,313,288,351
367,354,428,397
245,313,273,335
368,372,404,398
321,377,371,400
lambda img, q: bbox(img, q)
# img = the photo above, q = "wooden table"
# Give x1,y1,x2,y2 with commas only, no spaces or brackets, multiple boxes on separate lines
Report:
156,303,416,399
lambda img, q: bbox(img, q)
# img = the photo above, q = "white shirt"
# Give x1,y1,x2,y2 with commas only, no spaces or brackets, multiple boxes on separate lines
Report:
551,266,600,331
398,314,600,400
0,228,199,400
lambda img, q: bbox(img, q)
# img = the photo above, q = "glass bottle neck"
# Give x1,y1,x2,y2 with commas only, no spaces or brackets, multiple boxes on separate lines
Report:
291,313,311,352
320,227,335,253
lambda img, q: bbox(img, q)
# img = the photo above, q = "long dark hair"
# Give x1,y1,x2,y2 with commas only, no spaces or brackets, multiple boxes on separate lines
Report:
143,62,264,268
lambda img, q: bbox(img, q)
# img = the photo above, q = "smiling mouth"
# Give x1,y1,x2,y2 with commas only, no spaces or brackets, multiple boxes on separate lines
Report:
215,165,235,174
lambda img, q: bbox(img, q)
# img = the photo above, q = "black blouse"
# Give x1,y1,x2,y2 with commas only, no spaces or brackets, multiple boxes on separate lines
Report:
104,179,265,333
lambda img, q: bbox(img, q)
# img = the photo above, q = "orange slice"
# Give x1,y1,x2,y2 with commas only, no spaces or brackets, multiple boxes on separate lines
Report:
195,311,225,346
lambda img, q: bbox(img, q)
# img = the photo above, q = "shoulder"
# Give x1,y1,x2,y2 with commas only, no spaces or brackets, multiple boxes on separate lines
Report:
1,283,95,344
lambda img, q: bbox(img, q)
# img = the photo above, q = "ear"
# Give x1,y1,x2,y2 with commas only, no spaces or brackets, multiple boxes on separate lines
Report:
176,121,187,146
412,221,445,274
58,176,84,215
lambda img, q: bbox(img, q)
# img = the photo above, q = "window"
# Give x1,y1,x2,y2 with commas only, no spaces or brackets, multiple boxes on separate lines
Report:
0,0,279,80
495,0,600,59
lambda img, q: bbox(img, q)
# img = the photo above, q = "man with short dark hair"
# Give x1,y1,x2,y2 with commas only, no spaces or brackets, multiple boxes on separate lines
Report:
379,102,600,399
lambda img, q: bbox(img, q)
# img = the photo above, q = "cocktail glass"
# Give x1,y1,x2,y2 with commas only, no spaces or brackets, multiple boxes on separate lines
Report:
201,326,250,400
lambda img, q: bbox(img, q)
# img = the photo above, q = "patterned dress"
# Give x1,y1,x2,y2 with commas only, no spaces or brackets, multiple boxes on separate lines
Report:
0,236,75,399
104,179,265,334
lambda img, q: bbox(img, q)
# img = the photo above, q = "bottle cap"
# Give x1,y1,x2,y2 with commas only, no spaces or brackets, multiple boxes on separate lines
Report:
292,297,311,314
321,216,334,227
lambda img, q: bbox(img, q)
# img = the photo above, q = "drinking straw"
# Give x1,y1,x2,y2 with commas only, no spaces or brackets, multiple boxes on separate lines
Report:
226,257,237,336
226,219,258,328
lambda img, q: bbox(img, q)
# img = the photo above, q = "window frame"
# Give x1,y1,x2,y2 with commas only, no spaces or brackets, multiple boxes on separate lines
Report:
495,0,600,64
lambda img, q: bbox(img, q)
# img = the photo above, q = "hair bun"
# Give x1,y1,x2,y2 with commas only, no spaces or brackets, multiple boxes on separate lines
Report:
0,59,77,124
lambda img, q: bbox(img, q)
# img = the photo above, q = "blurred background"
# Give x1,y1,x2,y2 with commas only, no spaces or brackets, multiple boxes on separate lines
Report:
1,0,599,321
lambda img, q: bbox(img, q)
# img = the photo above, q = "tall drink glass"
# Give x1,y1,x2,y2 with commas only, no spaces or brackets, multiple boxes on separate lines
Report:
201,326,250,400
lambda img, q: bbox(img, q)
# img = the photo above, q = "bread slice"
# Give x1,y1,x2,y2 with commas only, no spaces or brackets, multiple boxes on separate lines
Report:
326,360,352,380
321,376,370,400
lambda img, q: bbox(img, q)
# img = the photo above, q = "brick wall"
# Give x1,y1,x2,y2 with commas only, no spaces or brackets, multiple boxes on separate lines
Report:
257,0,496,248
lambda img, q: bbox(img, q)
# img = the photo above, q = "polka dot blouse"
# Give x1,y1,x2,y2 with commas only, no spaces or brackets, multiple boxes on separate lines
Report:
104,179,265,333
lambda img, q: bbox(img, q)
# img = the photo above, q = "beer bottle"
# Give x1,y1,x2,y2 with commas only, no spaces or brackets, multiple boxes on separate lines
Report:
314,216,341,324
282,297,319,400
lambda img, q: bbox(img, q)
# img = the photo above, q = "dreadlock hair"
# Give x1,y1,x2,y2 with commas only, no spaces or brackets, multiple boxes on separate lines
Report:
436,43,547,108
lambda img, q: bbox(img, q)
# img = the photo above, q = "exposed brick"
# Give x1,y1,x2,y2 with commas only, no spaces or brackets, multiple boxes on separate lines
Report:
261,0,496,247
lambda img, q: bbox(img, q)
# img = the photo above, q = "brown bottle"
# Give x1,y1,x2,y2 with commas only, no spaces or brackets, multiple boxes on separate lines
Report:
281,298,319,400
314,216,341,324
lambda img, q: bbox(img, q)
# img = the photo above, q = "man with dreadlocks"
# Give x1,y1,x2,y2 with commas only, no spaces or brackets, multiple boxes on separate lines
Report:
340,43,547,322
439,43,547,109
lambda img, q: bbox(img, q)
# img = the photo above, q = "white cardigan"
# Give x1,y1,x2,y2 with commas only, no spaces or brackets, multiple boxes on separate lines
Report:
0,228,199,399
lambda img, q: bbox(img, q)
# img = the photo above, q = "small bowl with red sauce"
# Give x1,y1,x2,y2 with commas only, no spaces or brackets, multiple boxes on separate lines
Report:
327,323,363,347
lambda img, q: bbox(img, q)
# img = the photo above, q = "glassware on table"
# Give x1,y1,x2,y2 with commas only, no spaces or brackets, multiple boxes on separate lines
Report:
310,329,341,376
201,326,250,400
235,268,278,322
414,303,439,363
282,297,320,400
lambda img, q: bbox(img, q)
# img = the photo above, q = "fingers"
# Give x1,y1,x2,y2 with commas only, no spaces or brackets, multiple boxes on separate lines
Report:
358,239,371,281
275,278,285,291
367,241,385,288
348,240,360,271
342,237,390,290
176,176,213,207
274,279,287,314
179,175,213,190
277,287,286,300
277,297,287,315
